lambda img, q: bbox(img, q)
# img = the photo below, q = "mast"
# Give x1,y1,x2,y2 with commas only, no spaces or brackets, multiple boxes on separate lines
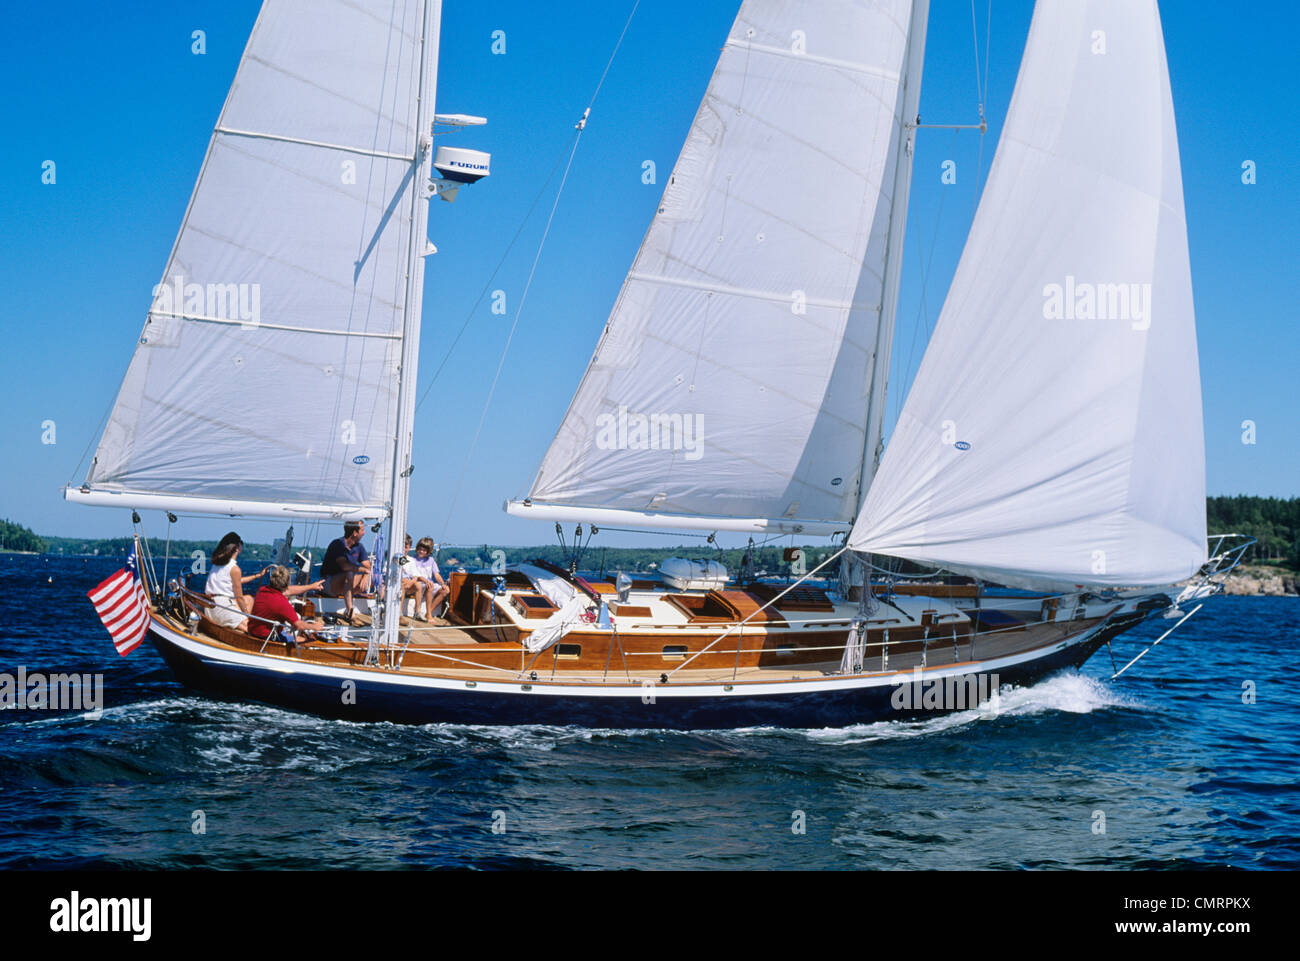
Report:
379,0,442,662
857,0,930,512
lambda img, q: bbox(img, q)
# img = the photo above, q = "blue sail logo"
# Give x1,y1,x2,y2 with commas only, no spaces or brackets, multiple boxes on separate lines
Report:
353,454,371,465
954,441,972,451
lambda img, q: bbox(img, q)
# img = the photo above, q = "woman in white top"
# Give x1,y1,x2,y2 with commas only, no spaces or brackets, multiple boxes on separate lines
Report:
206,532,266,631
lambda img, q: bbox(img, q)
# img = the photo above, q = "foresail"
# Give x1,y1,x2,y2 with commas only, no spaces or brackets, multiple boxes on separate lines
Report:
74,0,431,517
512,0,926,534
850,0,1206,589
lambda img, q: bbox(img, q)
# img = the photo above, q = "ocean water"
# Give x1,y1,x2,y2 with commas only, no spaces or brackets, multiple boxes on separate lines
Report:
1,554,1297,870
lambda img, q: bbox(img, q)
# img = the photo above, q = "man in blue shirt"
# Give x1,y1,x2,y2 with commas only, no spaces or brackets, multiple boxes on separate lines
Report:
320,521,373,623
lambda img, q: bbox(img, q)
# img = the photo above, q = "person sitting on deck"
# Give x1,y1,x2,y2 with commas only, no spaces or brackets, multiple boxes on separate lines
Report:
401,535,449,622
205,532,266,632
249,565,325,642
319,521,372,623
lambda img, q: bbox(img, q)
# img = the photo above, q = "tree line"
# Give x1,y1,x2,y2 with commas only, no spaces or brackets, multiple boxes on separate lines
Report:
0,519,47,553
1206,496,1300,567
17,495,1300,571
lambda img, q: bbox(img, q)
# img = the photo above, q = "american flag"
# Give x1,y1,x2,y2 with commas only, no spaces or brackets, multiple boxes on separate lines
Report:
88,545,152,656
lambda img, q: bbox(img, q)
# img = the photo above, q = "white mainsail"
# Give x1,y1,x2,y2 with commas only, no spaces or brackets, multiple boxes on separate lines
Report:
68,0,435,519
850,0,1206,589
510,0,928,535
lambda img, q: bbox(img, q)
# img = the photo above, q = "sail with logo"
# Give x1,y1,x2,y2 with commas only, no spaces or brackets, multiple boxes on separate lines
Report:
67,0,436,520
849,0,1206,590
509,0,929,536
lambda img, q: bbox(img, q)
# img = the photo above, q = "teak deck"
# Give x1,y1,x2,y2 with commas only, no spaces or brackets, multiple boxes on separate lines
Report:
175,594,1099,687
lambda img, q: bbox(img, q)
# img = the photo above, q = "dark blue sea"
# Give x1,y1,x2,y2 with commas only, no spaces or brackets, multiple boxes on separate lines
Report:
2,554,1296,870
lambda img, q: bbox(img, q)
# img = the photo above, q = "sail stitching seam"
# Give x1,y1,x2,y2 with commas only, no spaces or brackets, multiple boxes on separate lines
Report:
723,39,901,83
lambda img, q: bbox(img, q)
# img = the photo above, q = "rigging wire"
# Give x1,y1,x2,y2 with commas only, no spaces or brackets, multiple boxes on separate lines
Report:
436,0,642,541
437,129,583,540
68,404,114,487
593,526,714,539
414,144,573,410
969,0,986,110
971,0,993,218
982,1,993,122
889,5,993,432
890,127,959,432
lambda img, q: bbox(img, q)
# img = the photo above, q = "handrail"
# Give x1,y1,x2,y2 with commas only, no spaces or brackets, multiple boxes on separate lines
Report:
663,546,847,677
171,577,1127,684
1175,533,1256,603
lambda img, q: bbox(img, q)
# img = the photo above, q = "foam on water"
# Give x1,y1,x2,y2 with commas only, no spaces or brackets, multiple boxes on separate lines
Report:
7,556,1294,869
13,672,1143,747
803,672,1144,745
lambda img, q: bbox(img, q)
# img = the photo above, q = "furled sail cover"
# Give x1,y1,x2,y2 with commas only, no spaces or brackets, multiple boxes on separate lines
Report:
77,0,432,516
513,0,923,533
850,0,1206,589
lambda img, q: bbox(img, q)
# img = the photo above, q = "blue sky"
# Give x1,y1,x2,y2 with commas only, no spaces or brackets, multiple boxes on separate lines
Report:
2,1,1296,551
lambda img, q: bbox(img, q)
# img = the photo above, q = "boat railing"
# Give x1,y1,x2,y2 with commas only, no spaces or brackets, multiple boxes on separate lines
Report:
166,575,1084,685
616,614,909,631
442,615,1012,684
1175,533,1256,603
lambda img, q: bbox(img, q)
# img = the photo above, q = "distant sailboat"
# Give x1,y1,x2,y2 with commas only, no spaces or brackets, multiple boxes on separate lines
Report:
69,0,1245,728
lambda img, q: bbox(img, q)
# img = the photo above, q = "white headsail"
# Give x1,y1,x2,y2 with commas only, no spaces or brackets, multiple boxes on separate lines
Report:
68,0,435,519
850,0,1206,589
510,0,929,535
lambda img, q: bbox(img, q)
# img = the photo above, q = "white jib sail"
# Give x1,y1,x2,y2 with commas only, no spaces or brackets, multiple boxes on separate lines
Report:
71,0,432,518
511,0,927,535
850,0,1207,590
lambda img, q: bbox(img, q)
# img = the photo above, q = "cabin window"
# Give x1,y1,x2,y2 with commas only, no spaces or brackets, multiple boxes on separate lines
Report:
556,643,582,660
662,645,688,660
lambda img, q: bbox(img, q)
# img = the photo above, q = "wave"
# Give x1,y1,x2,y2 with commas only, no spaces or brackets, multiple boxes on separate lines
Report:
801,671,1144,745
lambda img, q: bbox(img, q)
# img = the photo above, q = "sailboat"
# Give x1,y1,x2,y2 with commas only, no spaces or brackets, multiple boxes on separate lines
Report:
69,0,1246,728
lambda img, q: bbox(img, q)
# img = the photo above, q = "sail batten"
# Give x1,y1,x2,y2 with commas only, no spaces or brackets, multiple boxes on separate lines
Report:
626,272,881,315
515,0,926,532
150,313,404,340
849,0,1206,590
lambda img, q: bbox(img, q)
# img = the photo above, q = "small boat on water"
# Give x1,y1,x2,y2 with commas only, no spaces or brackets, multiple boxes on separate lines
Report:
68,0,1248,728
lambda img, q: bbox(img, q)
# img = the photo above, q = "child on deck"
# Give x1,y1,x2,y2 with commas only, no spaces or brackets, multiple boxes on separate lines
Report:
401,536,449,622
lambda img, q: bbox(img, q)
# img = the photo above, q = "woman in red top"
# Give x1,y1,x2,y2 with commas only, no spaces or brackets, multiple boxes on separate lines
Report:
250,565,325,641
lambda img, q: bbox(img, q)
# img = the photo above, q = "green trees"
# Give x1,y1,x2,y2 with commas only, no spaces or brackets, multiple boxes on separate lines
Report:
39,537,306,561
437,544,838,577
1206,496,1300,568
14,496,1300,571
0,519,46,553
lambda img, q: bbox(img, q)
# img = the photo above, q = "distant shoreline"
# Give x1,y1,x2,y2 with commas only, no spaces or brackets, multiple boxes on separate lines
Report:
1217,567,1299,597
9,549,1297,596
